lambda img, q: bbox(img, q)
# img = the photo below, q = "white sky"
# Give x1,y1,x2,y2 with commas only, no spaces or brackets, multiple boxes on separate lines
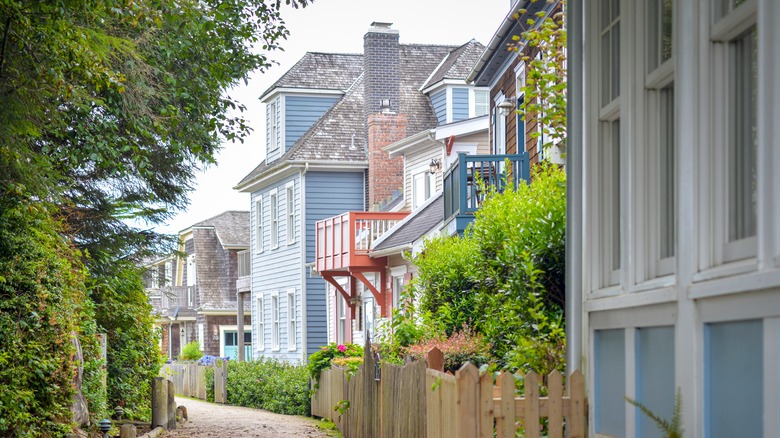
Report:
154,0,511,235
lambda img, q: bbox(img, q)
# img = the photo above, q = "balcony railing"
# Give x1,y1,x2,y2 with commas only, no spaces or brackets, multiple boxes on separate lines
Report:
315,211,409,273
237,250,251,278
158,286,197,315
443,152,530,235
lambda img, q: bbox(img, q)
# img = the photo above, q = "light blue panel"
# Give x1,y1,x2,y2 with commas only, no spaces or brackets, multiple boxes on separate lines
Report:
452,87,469,122
636,326,675,438
304,171,365,355
284,95,339,150
250,173,303,362
705,319,763,438
595,329,626,438
431,90,446,125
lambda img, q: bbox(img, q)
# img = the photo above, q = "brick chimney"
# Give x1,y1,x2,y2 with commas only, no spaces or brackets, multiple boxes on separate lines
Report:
364,22,406,210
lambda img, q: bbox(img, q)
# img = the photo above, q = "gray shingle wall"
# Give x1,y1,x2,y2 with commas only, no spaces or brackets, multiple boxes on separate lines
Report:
193,228,237,310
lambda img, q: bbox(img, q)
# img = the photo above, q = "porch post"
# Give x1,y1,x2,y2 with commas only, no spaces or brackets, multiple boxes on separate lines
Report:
236,290,245,362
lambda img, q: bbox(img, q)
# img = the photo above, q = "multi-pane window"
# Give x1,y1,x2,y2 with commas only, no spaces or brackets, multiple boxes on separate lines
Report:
255,197,264,253
267,100,278,152
286,183,295,244
186,254,196,286
600,0,620,106
287,289,296,350
337,295,347,344
474,89,489,117
711,0,758,262
646,0,676,276
493,101,507,155
271,294,280,350
270,190,279,248
597,0,621,287
256,296,264,350
412,169,434,210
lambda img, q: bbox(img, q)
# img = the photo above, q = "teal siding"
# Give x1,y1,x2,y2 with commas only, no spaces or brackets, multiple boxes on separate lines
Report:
431,90,446,125
304,171,365,355
452,87,469,122
284,95,340,150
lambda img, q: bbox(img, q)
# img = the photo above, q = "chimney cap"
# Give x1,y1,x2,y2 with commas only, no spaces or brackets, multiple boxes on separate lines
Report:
368,22,397,33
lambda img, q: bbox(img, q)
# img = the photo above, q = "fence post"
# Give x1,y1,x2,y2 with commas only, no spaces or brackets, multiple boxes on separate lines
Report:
151,376,167,429
119,424,137,438
167,379,176,430
496,372,515,438
478,370,493,438
426,347,444,372
547,371,563,438
569,371,587,438
455,362,479,438
525,371,540,438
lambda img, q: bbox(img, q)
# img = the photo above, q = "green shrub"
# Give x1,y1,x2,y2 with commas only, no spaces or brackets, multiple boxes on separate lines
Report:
0,196,86,436
180,341,205,361
307,343,363,384
224,358,310,416
408,163,567,375
204,366,215,403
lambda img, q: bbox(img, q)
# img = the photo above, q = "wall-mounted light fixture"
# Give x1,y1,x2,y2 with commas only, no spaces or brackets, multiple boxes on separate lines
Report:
429,158,442,174
497,98,516,118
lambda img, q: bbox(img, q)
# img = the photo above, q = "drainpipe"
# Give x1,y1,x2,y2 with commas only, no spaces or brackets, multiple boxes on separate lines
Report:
237,291,245,362
565,0,583,377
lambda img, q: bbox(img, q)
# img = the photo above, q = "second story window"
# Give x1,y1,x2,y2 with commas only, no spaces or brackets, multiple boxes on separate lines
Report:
286,183,295,244
186,254,196,287
473,89,488,117
255,196,264,253
412,167,435,210
270,190,279,249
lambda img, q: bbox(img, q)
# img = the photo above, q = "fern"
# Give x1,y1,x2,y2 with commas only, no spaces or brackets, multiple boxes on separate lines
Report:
625,388,683,438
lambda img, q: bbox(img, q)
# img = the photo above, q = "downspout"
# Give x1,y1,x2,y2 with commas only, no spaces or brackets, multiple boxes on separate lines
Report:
565,0,583,377
300,164,308,361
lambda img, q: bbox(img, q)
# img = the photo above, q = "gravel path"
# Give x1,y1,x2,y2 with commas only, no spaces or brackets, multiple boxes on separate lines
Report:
164,397,333,437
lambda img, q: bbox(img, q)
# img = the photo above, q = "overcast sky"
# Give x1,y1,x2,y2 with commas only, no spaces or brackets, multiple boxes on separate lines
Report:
153,0,511,234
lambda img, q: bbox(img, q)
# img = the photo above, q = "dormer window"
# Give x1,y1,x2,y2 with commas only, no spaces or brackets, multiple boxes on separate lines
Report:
268,100,278,152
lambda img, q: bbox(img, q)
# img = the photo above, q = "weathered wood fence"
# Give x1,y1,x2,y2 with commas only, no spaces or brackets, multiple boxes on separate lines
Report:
311,344,587,438
160,361,227,402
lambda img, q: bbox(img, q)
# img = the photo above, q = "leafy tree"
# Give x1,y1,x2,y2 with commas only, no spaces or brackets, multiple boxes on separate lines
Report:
0,0,309,428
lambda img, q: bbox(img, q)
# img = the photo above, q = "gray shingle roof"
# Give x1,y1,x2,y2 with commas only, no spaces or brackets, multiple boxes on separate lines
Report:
259,52,363,100
421,40,486,90
238,43,477,190
373,193,443,252
193,210,250,248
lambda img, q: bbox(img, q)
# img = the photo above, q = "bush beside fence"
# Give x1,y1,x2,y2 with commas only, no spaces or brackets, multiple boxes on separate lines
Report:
311,342,587,438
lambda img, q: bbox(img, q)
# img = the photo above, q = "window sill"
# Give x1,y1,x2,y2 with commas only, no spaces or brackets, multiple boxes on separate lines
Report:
272,347,280,352
690,268,780,300
692,257,757,284
584,287,677,312
288,346,297,352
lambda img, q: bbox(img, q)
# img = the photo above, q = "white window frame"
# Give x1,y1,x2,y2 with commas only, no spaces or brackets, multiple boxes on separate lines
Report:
255,196,264,254
269,189,279,249
186,254,196,287
411,166,435,210
337,294,347,345
286,182,295,245
271,293,280,351
287,288,296,350
164,261,172,286
268,100,278,152
704,0,759,269
515,63,526,154
470,88,489,117
493,93,507,155
256,295,264,351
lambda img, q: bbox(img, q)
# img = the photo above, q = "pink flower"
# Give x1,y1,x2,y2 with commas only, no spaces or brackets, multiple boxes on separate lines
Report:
337,344,347,353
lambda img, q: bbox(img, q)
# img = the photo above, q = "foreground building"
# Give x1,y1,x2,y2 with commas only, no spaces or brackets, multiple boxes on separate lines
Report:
568,0,780,436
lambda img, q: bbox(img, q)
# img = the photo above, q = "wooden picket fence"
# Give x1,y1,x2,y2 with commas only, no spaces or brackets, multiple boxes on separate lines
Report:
160,361,227,402
311,343,587,438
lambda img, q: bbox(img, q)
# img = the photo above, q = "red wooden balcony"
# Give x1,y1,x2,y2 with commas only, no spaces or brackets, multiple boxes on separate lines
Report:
315,211,409,273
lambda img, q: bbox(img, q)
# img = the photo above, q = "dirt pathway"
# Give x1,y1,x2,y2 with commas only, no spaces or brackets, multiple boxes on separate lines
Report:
164,397,333,437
